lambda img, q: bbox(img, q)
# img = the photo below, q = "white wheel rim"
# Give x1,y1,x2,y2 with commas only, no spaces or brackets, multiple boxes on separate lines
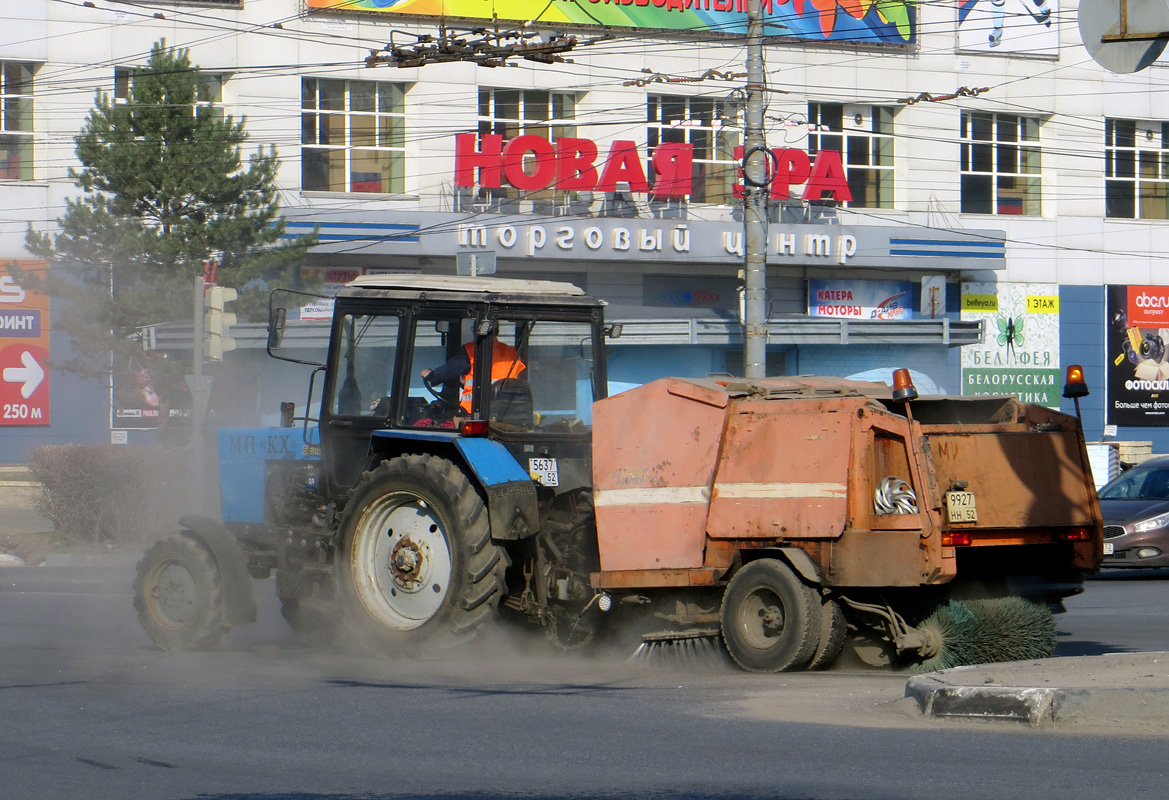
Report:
351,492,454,631
148,559,198,629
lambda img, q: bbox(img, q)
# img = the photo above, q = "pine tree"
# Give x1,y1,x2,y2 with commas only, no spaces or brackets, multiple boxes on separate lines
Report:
23,39,316,383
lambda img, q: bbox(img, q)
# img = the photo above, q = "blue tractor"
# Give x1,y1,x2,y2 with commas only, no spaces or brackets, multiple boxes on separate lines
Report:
133,275,612,652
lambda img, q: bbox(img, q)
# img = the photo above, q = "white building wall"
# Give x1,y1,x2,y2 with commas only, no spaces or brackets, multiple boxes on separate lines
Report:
2,0,1169,286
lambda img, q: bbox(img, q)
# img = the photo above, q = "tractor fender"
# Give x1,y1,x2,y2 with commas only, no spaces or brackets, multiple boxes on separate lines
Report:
176,515,258,625
367,431,540,540
454,438,540,540
742,546,822,586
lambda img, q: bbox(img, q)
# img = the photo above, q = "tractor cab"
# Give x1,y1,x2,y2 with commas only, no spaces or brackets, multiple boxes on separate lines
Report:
269,275,609,509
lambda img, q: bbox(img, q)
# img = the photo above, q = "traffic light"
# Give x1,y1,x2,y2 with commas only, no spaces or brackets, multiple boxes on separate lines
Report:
204,285,237,361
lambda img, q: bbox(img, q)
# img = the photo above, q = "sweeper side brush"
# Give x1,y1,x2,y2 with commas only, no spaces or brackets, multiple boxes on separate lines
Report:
965,597,1058,664
910,600,980,673
628,629,725,669
910,596,1058,672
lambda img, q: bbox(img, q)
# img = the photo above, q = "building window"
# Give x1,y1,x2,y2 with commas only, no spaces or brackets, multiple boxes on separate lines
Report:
476,88,576,202
1106,119,1169,219
806,103,894,209
647,95,739,204
114,66,226,119
301,78,406,194
960,112,1041,215
0,62,34,181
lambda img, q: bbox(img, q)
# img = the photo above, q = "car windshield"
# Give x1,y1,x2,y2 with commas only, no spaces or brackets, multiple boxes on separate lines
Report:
1098,464,1169,500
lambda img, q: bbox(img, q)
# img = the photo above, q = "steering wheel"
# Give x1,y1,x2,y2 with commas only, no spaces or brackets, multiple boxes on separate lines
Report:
423,372,461,410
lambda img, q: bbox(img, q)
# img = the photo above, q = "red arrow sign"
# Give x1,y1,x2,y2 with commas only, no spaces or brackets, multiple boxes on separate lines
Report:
0,344,50,425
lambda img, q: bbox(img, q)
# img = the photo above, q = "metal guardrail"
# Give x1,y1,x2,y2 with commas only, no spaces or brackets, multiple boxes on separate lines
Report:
151,316,982,350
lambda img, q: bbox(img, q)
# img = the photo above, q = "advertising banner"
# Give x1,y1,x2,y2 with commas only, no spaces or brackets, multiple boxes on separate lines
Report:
957,0,1059,56
0,262,50,426
1106,284,1169,426
961,282,1061,408
808,279,913,320
112,353,192,430
307,0,916,44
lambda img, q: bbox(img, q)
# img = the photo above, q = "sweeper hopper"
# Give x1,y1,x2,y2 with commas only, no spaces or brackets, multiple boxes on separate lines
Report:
590,374,1101,672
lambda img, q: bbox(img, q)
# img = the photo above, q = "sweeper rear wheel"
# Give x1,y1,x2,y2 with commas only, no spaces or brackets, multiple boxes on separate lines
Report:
720,559,822,673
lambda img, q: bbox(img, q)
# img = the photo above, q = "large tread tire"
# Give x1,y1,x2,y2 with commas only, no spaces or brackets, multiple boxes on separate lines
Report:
133,533,227,652
807,595,847,670
720,558,821,673
337,454,509,651
280,598,342,647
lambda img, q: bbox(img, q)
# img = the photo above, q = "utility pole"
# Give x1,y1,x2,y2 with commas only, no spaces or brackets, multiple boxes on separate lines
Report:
185,276,213,509
742,0,769,379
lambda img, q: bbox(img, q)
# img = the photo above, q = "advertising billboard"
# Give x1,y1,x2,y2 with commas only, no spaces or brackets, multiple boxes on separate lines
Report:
112,353,192,430
0,262,50,427
1106,284,1169,427
808,279,913,320
957,0,1059,56
307,0,916,44
960,282,1060,408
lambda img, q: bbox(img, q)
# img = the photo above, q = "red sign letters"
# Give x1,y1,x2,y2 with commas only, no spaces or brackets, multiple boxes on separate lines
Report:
453,133,851,202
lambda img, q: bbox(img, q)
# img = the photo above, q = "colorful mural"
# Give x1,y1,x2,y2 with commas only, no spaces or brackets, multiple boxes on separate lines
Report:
307,0,916,44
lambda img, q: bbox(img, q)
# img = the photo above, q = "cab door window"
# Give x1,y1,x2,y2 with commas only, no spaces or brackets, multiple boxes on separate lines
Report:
491,319,595,433
330,313,400,417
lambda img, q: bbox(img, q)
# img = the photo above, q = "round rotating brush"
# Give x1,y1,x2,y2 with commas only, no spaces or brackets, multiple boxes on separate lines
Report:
964,597,1057,664
910,600,980,673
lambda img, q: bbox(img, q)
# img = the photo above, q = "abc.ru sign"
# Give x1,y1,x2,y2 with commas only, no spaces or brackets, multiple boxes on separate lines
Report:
1128,285,1169,328
453,133,852,202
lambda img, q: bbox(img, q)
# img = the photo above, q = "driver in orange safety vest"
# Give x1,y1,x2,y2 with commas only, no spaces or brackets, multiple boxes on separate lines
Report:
421,339,526,414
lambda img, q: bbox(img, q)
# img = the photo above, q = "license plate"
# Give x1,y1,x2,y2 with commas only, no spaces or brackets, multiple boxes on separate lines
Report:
945,490,977,523
529,457,559,487
1103,542,1114,555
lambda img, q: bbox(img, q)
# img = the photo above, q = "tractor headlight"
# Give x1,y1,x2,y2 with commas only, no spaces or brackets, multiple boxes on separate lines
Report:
1133,512,1169,533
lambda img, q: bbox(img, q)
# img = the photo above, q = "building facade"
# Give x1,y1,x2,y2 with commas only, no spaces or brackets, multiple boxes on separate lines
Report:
1,0,1165,460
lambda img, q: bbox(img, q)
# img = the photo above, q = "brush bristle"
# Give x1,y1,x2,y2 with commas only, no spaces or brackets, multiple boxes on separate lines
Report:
627,634,724,669
965,597,1057,664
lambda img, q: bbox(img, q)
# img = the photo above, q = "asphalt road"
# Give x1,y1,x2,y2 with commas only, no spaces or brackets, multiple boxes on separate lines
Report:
2,563,1168,800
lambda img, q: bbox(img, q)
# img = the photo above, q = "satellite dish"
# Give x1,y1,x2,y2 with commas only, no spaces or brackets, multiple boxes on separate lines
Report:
1079,0,1169,73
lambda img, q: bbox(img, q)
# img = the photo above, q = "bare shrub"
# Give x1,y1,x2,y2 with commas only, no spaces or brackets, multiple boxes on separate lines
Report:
28,445,190,545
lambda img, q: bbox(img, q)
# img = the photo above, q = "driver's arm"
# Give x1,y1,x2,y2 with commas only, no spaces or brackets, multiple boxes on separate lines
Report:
422,350,471,386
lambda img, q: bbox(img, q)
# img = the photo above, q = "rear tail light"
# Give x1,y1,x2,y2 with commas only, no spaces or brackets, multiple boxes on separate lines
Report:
942,532,972,546
460,419,489,436
1060,528,1092,542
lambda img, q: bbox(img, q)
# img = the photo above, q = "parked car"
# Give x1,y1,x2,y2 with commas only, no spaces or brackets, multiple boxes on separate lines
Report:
1098,455,1169,569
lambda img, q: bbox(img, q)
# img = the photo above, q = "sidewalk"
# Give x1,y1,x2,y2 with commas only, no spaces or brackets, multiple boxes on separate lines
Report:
0,506,55,566
906,652,1169,730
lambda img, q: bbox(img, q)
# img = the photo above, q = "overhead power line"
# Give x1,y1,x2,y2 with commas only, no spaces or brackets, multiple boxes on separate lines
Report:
365,26,600,69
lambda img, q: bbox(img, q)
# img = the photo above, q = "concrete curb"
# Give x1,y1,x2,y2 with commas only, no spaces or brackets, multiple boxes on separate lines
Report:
906,661,1169,728
906,676,1065,726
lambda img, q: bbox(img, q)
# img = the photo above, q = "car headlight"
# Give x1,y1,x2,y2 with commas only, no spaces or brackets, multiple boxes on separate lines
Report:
1133,512,1169,533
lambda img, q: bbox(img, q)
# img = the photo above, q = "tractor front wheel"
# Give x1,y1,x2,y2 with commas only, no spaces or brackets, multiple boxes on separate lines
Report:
720,559,821,673
133,533,227,652
338,454,508,651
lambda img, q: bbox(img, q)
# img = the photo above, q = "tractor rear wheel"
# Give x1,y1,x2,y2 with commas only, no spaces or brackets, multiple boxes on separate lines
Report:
133,533,227,652
338,454,508,651
720,559,821,672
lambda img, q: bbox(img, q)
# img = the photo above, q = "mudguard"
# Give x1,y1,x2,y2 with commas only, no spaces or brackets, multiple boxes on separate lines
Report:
368,431,541,539
454,437,541,540
176,515,258,625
